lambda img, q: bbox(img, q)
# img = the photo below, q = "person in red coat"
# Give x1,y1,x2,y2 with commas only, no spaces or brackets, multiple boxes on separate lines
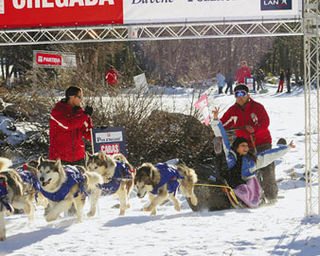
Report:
235,61,252,84
105,67,118,86
219,84,277,202
49,86,93,165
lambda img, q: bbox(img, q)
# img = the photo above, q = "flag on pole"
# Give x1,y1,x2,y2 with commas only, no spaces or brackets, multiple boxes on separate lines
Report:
194,94,211,126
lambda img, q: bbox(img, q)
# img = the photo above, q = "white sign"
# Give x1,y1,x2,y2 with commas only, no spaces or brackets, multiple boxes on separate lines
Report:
0,0,4,14
134,73,148,90
95,131,123,143
124,0,302,24
62,54,77,68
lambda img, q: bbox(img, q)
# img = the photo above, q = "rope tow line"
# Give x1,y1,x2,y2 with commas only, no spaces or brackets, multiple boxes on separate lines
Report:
194,183,241,207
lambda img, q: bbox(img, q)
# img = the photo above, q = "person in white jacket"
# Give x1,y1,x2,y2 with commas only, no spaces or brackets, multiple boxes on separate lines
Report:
211,107,295,208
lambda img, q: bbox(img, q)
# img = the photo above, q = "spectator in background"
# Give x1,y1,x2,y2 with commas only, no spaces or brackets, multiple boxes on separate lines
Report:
105,66,119,87
216,70,225,94
277,70,285,93
49,86,93,166
225,69,234,95
255,69,265,91
285,69,291,93
235,61,252,85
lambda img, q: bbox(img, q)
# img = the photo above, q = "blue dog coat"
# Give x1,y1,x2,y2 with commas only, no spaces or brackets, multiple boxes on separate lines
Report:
98,162,132,195
40,165,86,202
151,163,184,195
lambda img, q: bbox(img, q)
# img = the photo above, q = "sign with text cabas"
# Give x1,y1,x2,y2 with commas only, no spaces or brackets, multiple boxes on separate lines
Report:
33,50,77,68
91,127,127,156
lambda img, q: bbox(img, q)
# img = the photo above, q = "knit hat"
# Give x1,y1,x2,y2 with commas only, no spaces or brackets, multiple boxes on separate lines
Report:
234,84,249,93
231,137,249,150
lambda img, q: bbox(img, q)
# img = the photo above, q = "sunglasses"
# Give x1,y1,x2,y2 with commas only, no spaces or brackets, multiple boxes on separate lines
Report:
235,90,247,98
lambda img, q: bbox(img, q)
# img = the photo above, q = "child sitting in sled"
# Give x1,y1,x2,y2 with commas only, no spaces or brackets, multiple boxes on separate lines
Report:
211,107,295,208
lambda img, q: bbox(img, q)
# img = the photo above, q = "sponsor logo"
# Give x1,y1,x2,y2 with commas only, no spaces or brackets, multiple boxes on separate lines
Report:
131,0,173,4
0,0,4,14
187,0,235,2
96,131,123,143
12,0,114,9
36,53,62,66
261,0,292,10
100,143,120,155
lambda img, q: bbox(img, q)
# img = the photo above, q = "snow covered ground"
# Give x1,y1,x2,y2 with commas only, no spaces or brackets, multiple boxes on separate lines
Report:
1,84,320,256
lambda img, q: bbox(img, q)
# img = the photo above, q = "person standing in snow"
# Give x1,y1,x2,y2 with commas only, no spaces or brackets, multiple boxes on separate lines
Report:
49,86,93,166
277,70,285,93
105,66,118,87
225,69,234,95
219,84,278,202
216,70,225,94
255,69,265,91
235,61,252,85
285,69,291,93
211,107,295,208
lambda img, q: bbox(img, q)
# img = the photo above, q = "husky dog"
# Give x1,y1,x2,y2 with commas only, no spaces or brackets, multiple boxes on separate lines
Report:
15,162,48,209
0,157,37,241
37,157,102,222
86,152,135,215
135,161,198,215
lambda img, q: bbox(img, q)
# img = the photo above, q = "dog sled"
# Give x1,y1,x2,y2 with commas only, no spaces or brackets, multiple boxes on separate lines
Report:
186,135,244,211
186,163,242,211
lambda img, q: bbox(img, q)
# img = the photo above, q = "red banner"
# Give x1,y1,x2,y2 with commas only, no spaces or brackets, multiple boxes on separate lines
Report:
35,52,62,66
0,0,123,29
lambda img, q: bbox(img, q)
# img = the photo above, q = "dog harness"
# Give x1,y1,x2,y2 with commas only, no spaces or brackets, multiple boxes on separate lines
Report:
0,176,13,212
40,165,87,202
98,162,132,195
16,165,41,191
151,163,184,195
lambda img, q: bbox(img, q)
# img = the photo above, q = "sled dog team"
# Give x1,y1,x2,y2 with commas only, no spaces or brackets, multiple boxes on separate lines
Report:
0,153,198,241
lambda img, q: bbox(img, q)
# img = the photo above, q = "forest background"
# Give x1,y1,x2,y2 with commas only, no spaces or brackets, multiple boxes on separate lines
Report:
0,37,303,89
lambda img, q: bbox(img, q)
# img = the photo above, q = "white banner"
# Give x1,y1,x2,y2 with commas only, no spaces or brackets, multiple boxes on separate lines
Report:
124,0,302,25
0,0,4,14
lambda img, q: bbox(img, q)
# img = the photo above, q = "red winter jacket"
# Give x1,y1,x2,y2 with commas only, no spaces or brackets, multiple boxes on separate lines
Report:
49,100,93,163
220,99,272,148
235,66,252,84
105,69,118,86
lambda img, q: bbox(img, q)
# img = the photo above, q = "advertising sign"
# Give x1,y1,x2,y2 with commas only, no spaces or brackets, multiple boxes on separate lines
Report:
0,0,4,14
92,127,127,156
124,0,302,25
33,51,77,68
0,0,123,29
0,1,302,29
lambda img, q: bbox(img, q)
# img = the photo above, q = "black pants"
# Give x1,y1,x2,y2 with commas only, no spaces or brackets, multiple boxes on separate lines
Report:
61,159,85,166
225,82,233,94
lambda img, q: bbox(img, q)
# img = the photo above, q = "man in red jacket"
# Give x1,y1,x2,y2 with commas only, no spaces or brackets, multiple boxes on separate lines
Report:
49,86,93,165
235,61,252,84
219,84,277,202
105,67,118,87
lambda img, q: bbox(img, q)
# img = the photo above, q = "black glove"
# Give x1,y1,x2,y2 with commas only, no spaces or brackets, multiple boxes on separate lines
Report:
84,106,93,116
